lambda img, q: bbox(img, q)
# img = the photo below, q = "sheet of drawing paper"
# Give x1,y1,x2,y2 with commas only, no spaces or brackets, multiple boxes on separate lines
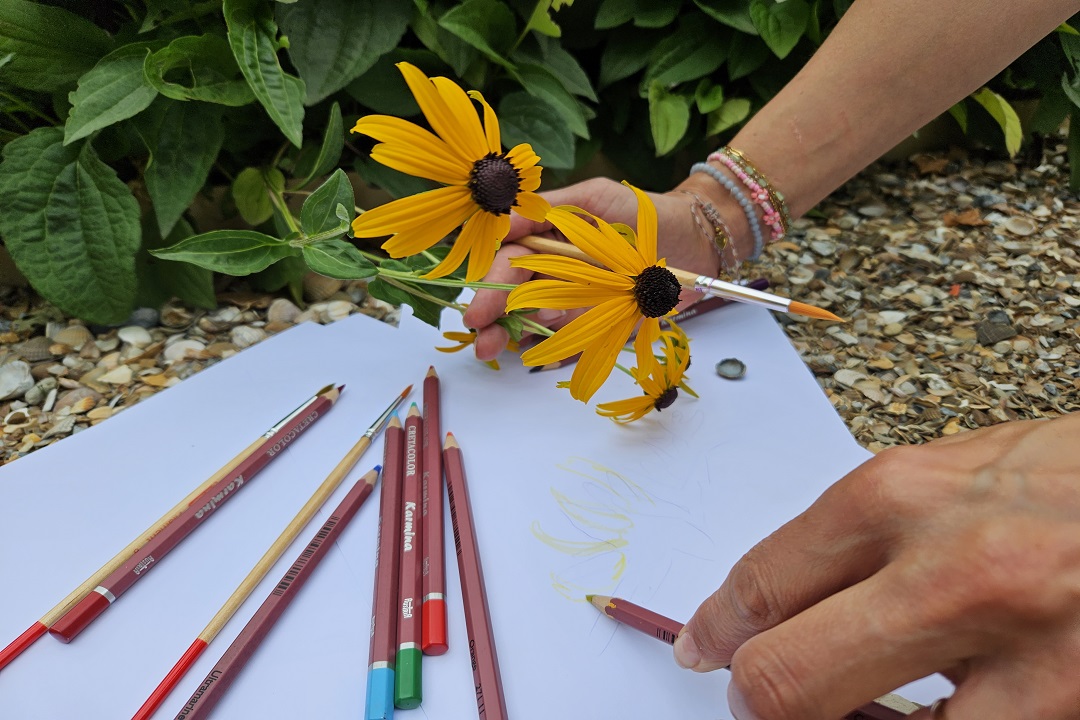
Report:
0,304,950,719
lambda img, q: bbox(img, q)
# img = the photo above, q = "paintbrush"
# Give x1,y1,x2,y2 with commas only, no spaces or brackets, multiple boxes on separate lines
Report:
517,235,843,322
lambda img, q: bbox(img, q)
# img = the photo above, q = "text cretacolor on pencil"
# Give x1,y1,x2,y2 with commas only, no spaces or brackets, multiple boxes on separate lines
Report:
265,409,319,457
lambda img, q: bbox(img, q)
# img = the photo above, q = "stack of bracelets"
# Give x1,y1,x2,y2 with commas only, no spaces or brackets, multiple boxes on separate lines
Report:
688,146,793,270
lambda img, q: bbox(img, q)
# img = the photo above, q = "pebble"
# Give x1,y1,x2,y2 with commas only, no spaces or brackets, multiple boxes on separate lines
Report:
715,358,746,380
230,325,266,348
163,339,206,364
0,361,34,400
118,325,153,348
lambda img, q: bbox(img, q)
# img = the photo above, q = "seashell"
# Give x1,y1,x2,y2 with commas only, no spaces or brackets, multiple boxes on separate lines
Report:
160,303,194,329
1003,216,1036,237
13,336,54,362
69,396,97,414
45,321,66,340
322,300,354,323
0,361,35,400
162,339,206,364
42,387,58,412
98,365,133,385
266,298,302,325
230,325,266,349
54,386,102,413
303,272,344,302
3,407,31,426
53,325,94,350
715,358,746,380
79,342,101,361
23,377,57,406
95,336,119,352
118,325,153,349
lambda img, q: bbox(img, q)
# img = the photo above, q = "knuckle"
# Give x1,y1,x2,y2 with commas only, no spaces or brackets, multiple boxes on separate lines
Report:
848,445,933,519
726,547,790,632
731,640,812,720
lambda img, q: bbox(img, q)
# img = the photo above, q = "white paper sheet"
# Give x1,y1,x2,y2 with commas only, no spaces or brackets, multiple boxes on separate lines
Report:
0,304,950,719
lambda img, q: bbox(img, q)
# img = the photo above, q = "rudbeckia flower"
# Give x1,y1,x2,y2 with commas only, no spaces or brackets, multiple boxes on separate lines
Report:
350,62,550,282
436,330,518,370
596,329,696,423
504,184,684,402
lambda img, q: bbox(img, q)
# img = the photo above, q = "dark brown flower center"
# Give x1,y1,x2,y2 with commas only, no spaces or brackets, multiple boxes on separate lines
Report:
469,153,520,215
653,387,678,411
633,265,681,318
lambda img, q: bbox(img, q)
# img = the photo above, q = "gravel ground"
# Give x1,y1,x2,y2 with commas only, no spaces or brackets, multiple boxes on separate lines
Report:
0,142,1076,464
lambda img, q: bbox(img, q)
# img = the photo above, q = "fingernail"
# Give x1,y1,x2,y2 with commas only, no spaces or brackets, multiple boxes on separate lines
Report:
728,681,761,720
673,631,701,670
536,309,565,323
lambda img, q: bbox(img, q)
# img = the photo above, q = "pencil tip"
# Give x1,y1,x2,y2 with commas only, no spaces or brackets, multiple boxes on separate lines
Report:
337,384,345,392
426,365,438,378
443,432,458,449
788,301,844,322
389,415,402,428
374,464,382,473
407,402,420,417
528,365,542,374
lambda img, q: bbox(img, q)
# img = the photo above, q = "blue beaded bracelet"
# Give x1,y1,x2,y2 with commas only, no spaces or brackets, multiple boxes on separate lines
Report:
690,162,765,261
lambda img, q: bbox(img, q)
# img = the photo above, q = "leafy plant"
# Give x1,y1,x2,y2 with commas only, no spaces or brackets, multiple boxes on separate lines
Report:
0,0,1075,325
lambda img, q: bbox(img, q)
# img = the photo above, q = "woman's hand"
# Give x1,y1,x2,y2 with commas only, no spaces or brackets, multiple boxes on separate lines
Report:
673,414,1080,720
462,177,722,361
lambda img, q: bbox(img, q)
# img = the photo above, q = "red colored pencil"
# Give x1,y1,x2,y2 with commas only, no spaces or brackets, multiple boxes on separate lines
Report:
587,595,918,719
0,385,341,671
170,467,380,720
130,385,410,720
364,415,405,720
48,385,344,643
394,403,424,709
421,366,448,655
443,433,507,720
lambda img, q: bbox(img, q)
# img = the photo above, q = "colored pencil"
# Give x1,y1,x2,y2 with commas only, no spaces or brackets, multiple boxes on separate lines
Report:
443,433,507,720
518,235,842,322
0,385,339,671
420,366,448,655
528,279,769,373
132,385,411,720
48,384,346,644
587,595,918,720
365,415,405,720
170,467,380,720
394,403,424,709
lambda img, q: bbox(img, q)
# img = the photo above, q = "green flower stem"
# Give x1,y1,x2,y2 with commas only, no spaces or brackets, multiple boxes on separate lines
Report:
269,188,301,235
517,316,554,338
379,276,467,313
376,268,517,292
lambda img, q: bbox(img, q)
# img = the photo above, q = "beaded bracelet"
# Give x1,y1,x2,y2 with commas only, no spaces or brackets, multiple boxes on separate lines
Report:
675,189,741,279
709,147,792,243
689,162,765,261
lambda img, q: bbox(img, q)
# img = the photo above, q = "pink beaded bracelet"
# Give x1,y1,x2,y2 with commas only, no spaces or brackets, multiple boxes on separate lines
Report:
708,148,791,243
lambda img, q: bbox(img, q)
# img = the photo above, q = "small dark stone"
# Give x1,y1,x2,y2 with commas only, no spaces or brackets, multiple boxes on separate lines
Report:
976,320,1017,345
986,309,1011,324
128,307,160,328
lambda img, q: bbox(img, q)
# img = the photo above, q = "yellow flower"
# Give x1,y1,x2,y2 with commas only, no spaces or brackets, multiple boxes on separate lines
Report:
436,330,518,370
350,62,550,282
596,330,695,423
504,184,684,402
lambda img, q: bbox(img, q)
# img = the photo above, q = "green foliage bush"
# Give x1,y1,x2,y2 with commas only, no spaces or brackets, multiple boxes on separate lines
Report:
0,0,1075,324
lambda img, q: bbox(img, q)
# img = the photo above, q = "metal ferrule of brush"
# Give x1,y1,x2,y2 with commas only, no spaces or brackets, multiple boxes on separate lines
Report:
693,275,791,313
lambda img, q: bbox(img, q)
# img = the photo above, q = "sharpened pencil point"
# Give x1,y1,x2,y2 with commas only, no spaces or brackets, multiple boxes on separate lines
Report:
426,365,438,378
788,301,844,322
407,402,420,417
443,432,458,450
389,415,402,429
338,384,345,392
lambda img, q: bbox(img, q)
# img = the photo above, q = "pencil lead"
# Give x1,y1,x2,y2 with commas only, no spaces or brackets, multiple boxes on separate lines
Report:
407,402,420,417
443,432,458,449
388,415,402,428
426,365,438,378
337,384,345,392
374,464,382,473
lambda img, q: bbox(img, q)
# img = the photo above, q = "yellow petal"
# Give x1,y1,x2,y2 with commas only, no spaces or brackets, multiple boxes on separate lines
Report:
467,90,501,154
626,183,657,264
432,76,489,160
546,207,644,276
396,62,480,166
422,210,496,280
596,396,654,423
569,307,639,401
352,116,468,182
507,143,541,170
352,186,472,237
507,255,632,293
519,167,543,193
521,296,637,366
382,205,478,257
514,191,549,221
463,212,509,283
503,280,628,310
369,145,469,186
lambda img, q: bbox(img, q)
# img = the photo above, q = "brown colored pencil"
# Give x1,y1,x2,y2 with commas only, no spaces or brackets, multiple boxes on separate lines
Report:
443,433,507,720
395,403,424,708
587,595,920,719
364,415,405,720
170,467,380,720
421,366,448,655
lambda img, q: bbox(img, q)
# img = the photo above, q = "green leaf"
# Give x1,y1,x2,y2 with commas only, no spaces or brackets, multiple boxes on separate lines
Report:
595,0,635,29
410,7,479,77
516,37,597,101
634,0,681,28
495,314,524,343
136,218,217,310
695,79,725,114
948,102,968,133
706,97,751,135
65,43,160,145
971,87,1022,157
144,34,256,107
0,0,113,92
438,0,517,69
300,169,354,237
727,32,770,80
515,64,590,138
644,20,728,89
599,31,655,88
295,101,343,187
232,167,286,226
134,98,226,237
0,128,140,324
1031,86,1071,135
301,238,377,279
224,0,306,147
276,0,410,105
647,82,690,156
150,229,299,275
354,156,439,199
498,92,575,169
524,1,561,37
367,254,462,327
1070,109,1080,191
1059,22,1080,35
750,0,810,59
832,0,854,16
346,48,438,116
693,0,757,34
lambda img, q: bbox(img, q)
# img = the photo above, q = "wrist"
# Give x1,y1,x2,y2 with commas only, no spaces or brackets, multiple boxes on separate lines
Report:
673,172,757,266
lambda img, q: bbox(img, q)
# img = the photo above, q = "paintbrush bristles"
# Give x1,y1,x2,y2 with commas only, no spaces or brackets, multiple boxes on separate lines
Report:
787,301,844,322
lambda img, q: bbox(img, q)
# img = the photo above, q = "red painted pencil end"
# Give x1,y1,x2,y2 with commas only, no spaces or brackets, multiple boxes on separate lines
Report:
0,621,46,671
133,638,208,720
421,599,449,656
48,591,110,643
